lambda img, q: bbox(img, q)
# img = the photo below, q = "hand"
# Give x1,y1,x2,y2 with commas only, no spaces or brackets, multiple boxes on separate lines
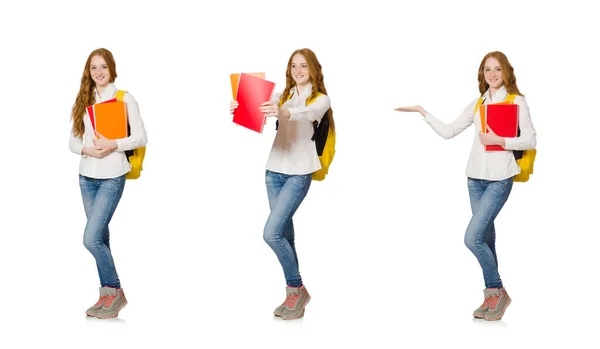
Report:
394,105,427,117
230,100,238,114
479,125,505,146
82,145,115,159
259,102,290,119
92,132,118,150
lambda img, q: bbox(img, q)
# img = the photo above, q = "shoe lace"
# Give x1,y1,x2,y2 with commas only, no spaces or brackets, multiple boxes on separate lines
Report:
488,295,500,310
95,295,109,306
103,295,116,308
480,296,492,308
284,294,300,308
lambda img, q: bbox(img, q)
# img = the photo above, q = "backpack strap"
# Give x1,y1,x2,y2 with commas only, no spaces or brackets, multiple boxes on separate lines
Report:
505,93,517,103
114,90,127,102
473,97,485,114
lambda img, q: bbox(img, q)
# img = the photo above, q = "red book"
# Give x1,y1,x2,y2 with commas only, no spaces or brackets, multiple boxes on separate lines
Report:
87,98,118,133
483,104,519,151
232,73,275,133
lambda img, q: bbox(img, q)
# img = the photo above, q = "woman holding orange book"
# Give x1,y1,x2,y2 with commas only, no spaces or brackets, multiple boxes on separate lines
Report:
229,48,333,320
394,51,536,321
69,48,147,319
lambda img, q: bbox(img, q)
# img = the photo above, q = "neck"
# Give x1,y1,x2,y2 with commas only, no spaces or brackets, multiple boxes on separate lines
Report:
296,83,310,93
95,84,106,96
488,85,502,101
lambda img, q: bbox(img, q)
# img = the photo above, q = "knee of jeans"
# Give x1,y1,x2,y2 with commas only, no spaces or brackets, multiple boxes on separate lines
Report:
263,225,280,246
464,235,481,251
83,233,102,251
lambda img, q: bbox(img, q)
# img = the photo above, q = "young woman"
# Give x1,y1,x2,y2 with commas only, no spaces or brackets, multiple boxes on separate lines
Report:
69,48,147,319
394,51,536,321
230,48,333,320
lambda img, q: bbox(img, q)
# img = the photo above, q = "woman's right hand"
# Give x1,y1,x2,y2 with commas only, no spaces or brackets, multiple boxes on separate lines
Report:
230,100,238,114
82,146,114,159
394,105,428,117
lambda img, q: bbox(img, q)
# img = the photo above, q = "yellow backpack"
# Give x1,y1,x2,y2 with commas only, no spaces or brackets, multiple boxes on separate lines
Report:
277,92,335,181
115,90,146,180
474,93,536,182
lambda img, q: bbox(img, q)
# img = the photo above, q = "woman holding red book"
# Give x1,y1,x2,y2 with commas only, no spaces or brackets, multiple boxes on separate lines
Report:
69,48,147,319
394,51,536,321
229,48,333,320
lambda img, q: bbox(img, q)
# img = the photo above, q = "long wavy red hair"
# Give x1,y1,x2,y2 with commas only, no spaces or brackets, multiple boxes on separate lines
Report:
477,51,523,97
70,48,117,138
279,48,334,132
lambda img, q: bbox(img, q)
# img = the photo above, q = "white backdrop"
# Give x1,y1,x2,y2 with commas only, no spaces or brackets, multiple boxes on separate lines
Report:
1,0,598,348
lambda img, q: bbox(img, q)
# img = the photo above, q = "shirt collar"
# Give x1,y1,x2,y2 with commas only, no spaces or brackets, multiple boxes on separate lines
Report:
483,85,508,102
94,83,118,101
290,82,313,97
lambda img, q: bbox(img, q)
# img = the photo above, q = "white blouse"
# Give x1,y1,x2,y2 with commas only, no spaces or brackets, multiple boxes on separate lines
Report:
69,83,148,179
265,83,331,175
423,85,537,180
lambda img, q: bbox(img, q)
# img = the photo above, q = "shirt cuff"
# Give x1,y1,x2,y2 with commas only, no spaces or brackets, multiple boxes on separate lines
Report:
503,137,517,150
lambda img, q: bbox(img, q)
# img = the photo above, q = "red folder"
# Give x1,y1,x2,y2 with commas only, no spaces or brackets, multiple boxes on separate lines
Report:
483,104,519,151
87,98,117,135
230,72,265,99
232,73,275,133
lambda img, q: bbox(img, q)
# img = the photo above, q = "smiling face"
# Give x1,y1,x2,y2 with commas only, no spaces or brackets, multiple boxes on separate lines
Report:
291,54,310,88
89,55,111,88
483,57,504,90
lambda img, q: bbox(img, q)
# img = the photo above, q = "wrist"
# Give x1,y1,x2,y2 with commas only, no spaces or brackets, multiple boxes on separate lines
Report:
279,107,291,120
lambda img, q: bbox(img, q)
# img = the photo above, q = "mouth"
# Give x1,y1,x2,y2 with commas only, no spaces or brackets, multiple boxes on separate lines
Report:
295,75,304,80
488,78,498,83
95,75,105,81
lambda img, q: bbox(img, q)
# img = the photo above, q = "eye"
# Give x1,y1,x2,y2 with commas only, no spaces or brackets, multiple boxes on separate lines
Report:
91,67,96,70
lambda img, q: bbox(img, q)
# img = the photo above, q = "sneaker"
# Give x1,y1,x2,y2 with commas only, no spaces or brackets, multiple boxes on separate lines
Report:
86,287,109,317
273,291,295,317
484,288,511,321
473,288,496,318
281,285,310,320
95,287,128,319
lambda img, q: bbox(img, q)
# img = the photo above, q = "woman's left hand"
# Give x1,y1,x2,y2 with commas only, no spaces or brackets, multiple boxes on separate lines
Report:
479,126,505,147
259,102,290,119
93,132,118,150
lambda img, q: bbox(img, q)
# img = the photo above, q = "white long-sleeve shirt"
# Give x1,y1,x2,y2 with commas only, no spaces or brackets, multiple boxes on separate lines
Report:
265,83,331,175
423,85,537,180
69,83,148,179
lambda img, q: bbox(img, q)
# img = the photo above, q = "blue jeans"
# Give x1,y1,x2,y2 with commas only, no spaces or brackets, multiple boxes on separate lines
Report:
264,170,312,287
79,174,126,288
465,177,513,289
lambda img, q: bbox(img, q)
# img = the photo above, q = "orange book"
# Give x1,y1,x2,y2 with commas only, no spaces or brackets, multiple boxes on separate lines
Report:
87,98,117,132
93,101,128,139
230,72,265,99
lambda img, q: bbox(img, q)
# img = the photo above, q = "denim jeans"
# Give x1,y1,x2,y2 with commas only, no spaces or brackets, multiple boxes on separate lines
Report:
465,177,513,289
79,174,126,288
263,170,312,287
